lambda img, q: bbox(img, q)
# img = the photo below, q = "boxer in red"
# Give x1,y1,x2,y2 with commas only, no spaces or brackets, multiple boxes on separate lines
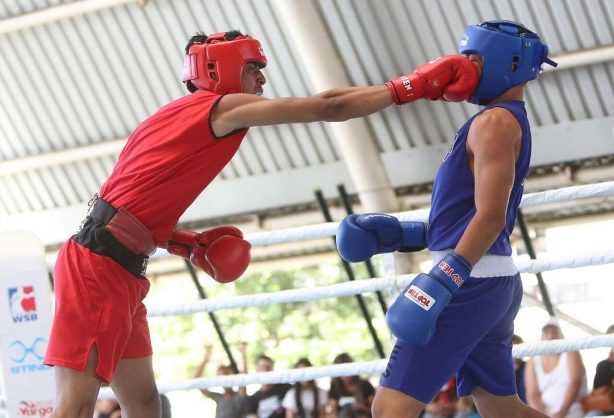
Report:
45,30,479,418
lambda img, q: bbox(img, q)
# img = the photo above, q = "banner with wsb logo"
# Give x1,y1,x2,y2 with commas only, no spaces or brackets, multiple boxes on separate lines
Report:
0,231,55,418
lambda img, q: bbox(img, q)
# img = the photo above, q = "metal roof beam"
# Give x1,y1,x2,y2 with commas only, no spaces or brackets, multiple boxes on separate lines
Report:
0,139,124,175
272,0,398,213
543,46,614,73
0,0,142,36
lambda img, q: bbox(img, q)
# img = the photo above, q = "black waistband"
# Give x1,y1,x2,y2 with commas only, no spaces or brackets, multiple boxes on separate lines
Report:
73,197,148,279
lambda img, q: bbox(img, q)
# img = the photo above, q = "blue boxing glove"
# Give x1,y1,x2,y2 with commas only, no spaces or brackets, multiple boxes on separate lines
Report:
335,213,427,263
385,252,472,346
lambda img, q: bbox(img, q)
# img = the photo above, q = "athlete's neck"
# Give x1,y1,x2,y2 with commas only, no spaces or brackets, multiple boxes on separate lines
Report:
489,84,525,105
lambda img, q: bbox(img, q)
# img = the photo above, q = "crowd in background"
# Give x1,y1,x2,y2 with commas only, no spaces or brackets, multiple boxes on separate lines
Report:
93,323,614,418
187,349,375,418
420,322,614,418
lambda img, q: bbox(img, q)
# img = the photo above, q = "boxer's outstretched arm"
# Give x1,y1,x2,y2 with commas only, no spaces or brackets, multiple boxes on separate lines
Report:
212,55,479,137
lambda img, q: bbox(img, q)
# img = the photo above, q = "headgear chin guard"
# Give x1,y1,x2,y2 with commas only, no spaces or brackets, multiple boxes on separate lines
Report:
183,32,267,94
458,20,558,105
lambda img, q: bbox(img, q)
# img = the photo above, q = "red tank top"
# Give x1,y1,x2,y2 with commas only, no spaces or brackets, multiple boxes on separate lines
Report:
99,90,247,246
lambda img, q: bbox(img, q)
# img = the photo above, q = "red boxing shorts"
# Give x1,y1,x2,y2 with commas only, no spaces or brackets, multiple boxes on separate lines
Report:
44,239,152,383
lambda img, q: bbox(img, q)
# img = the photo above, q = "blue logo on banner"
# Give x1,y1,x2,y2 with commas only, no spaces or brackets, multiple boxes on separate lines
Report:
8,337,51,375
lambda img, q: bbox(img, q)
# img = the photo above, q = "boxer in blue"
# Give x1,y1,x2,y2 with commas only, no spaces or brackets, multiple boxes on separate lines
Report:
336,20,558,418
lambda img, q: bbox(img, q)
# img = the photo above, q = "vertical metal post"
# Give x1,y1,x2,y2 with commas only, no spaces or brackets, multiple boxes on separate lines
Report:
337,184,388,315
185,260,239,373
315,190,386,358
516,210,556,316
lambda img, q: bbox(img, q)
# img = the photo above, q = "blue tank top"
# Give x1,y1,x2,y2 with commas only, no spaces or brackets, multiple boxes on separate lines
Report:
427,100,531,256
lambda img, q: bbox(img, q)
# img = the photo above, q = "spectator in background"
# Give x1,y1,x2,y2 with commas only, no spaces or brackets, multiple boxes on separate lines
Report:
583,324,614,417
247,354,291,418
282,358,328,418
328,353,375,418
453,397,481,418
525,320,588,418
94,396,121,418
160,393,172,418
193,342,248,418
423,377,457,418
513,334,528,404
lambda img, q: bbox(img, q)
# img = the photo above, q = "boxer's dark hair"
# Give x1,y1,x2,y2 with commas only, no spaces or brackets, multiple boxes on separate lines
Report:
184,30,245,54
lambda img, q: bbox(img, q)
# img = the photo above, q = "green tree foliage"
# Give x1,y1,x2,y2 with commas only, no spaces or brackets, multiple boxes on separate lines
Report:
149,259,393,381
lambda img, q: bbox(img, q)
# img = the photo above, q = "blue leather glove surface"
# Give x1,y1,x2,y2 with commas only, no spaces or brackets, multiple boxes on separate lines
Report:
336,213,427,263
385,252,472,346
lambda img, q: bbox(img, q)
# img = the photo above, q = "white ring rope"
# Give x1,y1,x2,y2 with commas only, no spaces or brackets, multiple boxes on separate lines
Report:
119,181,614,399
98,336,614,398
515,249,614,274
520,180,614,207
245,181,614,247
147,249,614,317
247,221,338,247
512,335,614,357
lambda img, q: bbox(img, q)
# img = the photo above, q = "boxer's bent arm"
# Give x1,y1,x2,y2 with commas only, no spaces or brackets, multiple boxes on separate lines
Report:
454,108,521,265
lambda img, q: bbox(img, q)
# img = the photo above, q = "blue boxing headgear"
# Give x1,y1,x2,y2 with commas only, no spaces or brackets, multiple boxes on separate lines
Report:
458,20,558,105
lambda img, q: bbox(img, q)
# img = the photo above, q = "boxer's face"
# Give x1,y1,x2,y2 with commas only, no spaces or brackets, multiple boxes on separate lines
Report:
465,53,483,75
241,62,266,95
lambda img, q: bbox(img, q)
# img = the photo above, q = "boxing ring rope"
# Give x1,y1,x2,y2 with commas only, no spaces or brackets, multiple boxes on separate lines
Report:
99,180,614,398
245,181,614,246
100,335,614,397
149,181,614,317
147,248,614,317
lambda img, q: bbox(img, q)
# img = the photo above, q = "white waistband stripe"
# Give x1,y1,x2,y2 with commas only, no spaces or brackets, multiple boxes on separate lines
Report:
430,251,518,278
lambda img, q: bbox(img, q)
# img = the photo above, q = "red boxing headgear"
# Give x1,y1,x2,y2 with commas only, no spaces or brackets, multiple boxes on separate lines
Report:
183,32,267,94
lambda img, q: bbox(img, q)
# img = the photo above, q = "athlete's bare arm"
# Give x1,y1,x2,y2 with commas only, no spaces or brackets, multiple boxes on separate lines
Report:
556,351,586,417
524,359,546,412
211,85,392,137
454,107,522,265
211,55,480,137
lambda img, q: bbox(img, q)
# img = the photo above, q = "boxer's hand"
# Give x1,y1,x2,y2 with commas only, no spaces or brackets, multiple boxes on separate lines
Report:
386,55,479,104
386,252,471,346
336,214,427,263
167,226,251,283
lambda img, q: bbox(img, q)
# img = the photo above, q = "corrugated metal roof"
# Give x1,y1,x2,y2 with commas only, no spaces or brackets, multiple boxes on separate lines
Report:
0,0,613,246
0,0,77,18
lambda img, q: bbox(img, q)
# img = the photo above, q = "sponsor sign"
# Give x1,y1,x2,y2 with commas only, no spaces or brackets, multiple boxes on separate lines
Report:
16,400,53,417
8,287,38,323
7,337,51,375
404,285,435,311
0,231,55,417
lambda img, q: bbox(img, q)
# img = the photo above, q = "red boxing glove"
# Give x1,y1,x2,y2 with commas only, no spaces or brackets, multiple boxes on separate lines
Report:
167,226,251,283
386,55,479,104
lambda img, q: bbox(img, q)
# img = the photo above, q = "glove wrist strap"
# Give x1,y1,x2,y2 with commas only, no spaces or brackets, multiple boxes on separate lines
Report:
386,73,424,105
429,251,472,293
398,221,428,252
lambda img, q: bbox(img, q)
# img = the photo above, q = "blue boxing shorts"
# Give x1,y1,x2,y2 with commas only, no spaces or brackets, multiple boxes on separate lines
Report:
380,253,523,403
